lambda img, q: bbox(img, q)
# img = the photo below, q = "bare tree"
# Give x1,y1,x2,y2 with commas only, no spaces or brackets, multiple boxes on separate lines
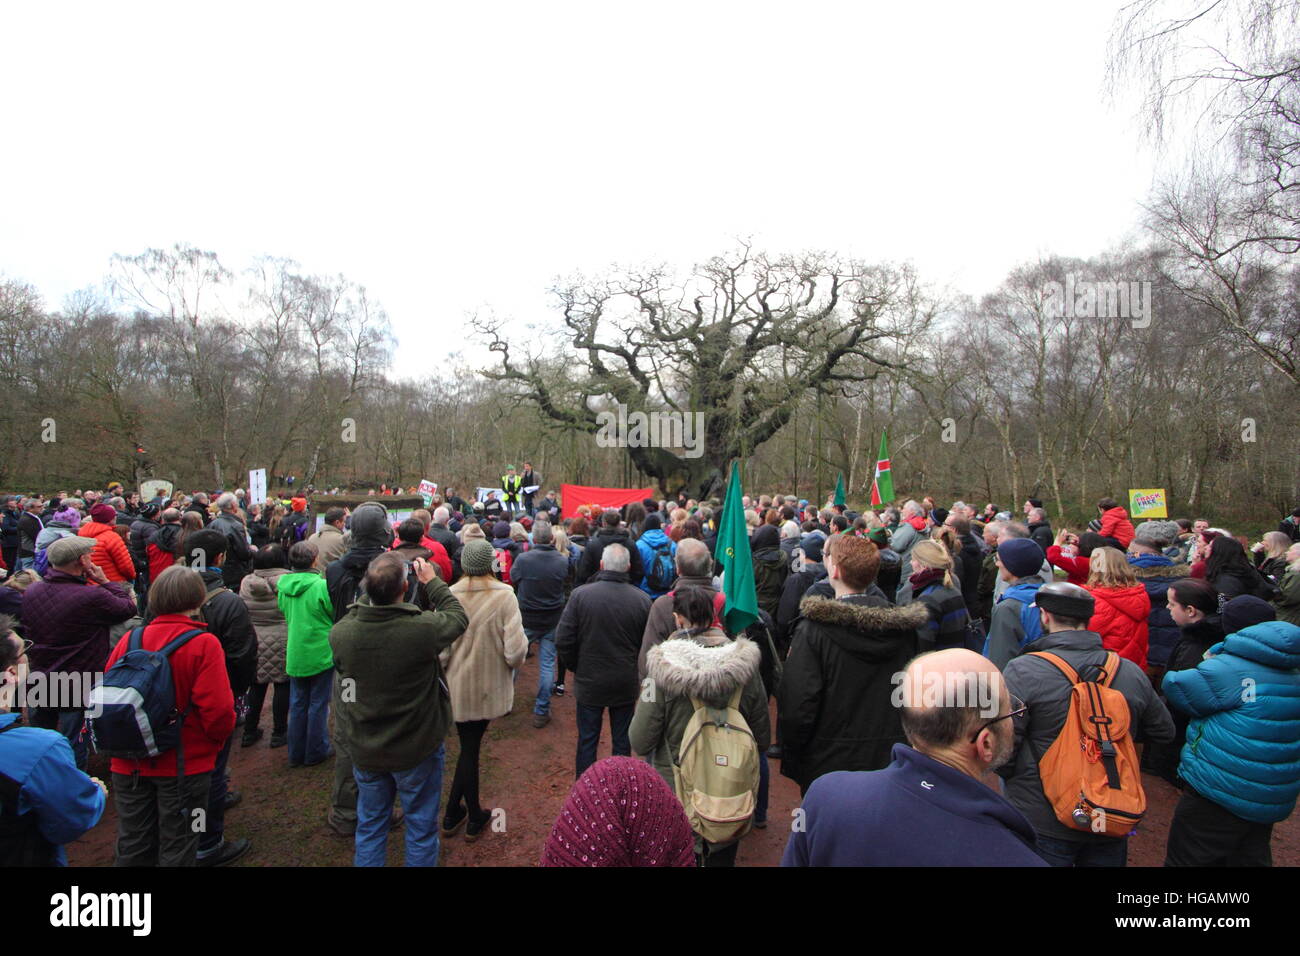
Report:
476,245,934,498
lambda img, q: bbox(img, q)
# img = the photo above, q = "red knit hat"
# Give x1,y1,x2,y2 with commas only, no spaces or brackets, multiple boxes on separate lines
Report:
539,757,695,867
291,497,307,513
89,503,116,524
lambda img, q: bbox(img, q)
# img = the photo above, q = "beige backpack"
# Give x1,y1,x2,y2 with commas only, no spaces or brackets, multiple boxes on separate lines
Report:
672,687,760,845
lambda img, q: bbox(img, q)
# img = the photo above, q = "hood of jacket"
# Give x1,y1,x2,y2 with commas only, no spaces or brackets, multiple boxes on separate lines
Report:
78,521,115,540
154,523,182,550
595,528,633,548
639,528,671,549
338,547,385,576
754,547,785,566
646,631,760,700
799,561,827,580
243,567,286,600
1220,620,1300,669
349,502,392,550
1128,553,1176,571
277,569,324,598
1090,584,1150,624
799,593,929,661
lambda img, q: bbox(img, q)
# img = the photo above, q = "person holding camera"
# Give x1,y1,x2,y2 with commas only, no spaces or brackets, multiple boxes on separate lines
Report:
330,552,468,866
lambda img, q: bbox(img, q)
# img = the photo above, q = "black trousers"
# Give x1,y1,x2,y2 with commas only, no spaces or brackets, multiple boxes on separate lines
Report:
448,719,490,820
697,840,739,867
113,771,213,867
245,680,289,736
1165,787,1273,866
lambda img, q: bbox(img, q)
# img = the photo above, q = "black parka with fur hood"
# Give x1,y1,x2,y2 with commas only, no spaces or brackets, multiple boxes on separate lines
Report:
778,593,926,792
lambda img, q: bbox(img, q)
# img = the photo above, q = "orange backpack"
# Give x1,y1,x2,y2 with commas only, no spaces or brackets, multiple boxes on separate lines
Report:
1030,651,1146,838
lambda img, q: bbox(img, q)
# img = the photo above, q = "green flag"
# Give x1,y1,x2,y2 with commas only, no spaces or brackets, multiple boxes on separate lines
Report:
870,430,894,507
715,461,759,634
833,472,846,507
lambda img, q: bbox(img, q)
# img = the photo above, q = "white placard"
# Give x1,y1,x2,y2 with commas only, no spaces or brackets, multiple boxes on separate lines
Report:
249,469,267,506
418,479,438,506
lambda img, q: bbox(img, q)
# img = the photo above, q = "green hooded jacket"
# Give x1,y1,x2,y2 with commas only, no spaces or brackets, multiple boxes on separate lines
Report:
277,569,335,677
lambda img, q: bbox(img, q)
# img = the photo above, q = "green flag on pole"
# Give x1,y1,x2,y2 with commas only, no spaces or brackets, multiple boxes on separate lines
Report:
870,429,894,506
715,461,759,634
833,472,846,507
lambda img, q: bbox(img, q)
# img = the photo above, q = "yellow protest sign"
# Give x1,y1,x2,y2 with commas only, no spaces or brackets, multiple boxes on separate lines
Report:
1129,488,1168,518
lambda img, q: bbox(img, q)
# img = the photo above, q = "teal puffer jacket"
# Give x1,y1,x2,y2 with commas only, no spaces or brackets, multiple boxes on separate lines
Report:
1162,620,1300,824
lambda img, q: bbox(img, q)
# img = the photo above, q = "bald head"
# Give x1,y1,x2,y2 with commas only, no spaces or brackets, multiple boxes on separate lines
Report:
893,649,1014,777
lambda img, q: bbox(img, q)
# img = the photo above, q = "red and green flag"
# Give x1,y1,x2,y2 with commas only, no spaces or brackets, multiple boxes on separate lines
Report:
714,461,759,634
870,430,894,506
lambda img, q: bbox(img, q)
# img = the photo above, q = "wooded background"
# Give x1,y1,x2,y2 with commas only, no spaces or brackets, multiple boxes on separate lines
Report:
2,2,1296,533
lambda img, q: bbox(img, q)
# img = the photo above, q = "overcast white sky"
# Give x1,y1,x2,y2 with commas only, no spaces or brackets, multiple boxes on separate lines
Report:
2,1,1166,378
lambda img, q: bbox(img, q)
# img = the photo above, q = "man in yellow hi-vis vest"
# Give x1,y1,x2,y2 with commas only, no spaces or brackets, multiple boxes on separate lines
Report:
500,465,523,519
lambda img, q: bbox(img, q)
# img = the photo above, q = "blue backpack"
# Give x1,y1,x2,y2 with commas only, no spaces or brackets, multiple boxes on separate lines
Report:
33,528,75,578
646,541,677,593
87,626,206,761
982,581,1044,656
1005,581,1045,648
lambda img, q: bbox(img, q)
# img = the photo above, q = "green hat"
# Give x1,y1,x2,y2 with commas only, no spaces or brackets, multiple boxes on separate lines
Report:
505,464,515,471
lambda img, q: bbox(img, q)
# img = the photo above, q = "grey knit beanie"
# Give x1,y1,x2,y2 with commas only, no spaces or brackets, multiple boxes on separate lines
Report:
461,539,496,577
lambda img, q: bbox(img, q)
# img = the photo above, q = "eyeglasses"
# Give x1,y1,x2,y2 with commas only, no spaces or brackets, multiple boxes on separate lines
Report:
969,694,1027,743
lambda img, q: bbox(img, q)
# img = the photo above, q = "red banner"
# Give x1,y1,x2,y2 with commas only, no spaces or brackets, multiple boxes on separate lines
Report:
560,484,657,521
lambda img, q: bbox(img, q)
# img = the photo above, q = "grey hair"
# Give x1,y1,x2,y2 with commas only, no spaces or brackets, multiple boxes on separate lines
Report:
1028,507,1046,522
903,499,924,518
433,506,450,525
951,500,967,513
601,542,631,573
532,521,554,546
216,492,238,512
675,538,712,577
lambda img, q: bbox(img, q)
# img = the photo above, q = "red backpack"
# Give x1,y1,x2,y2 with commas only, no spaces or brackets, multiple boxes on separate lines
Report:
493,547,513,585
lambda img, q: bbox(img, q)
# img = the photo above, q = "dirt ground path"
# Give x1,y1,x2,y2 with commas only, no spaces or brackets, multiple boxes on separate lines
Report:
66,649,1300,866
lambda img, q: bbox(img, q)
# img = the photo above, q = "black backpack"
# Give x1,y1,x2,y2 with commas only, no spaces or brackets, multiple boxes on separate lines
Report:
280,515,309,549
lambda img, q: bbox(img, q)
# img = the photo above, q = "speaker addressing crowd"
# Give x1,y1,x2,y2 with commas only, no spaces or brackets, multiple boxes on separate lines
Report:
0,481,1298,869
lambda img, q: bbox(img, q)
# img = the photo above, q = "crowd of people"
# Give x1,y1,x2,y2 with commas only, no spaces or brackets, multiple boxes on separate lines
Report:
1,478,1299,868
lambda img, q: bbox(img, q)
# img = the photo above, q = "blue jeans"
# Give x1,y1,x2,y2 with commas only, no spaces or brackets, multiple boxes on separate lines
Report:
526,627,556,716
1035,834,1128,867
289,668,333,765
353,745,445,867
31,707,88,771
15,556,34,572
575,702,633,778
